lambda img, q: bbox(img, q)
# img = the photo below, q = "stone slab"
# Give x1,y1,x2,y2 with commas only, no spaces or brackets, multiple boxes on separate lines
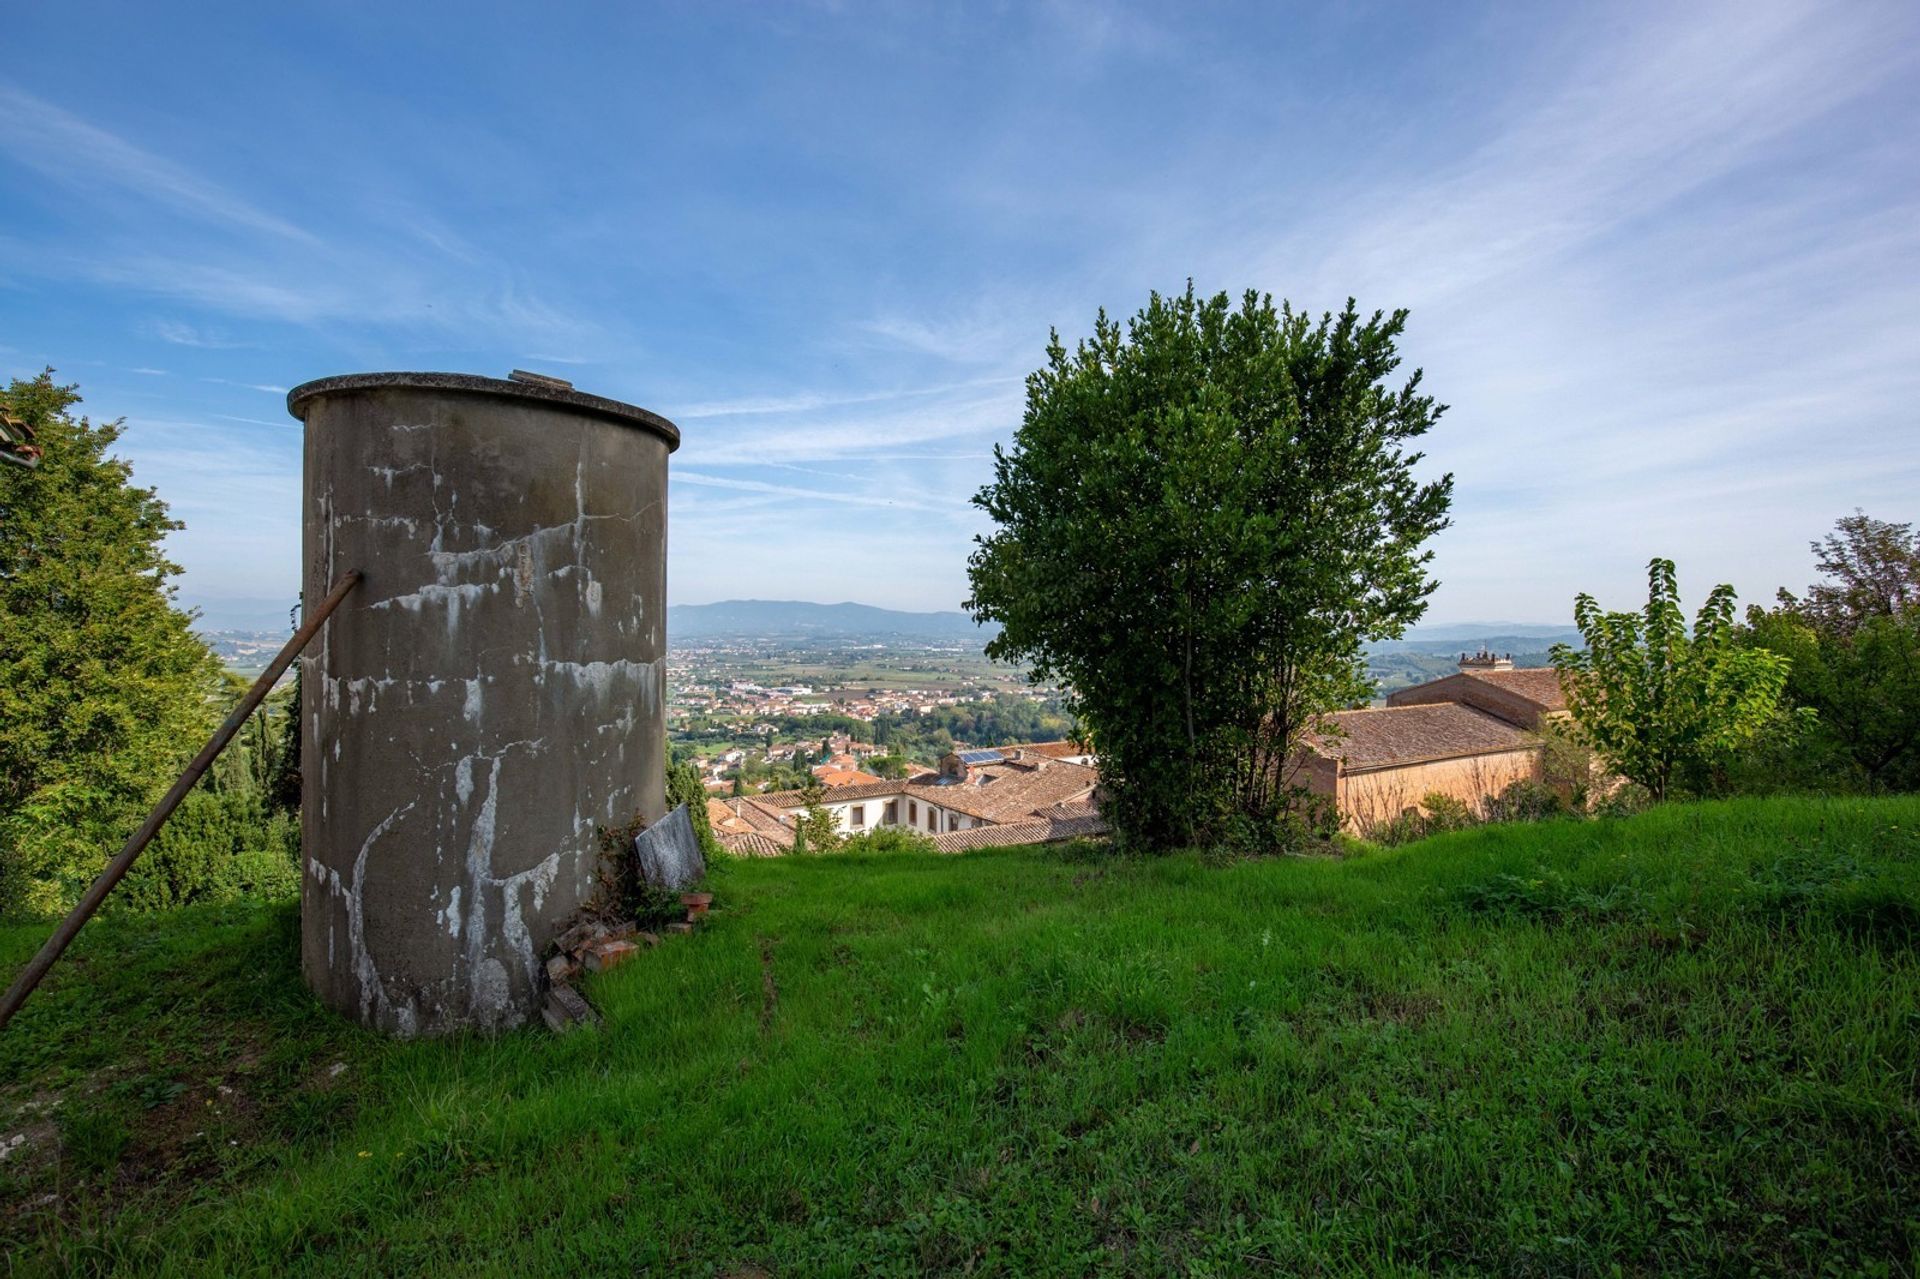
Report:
633,804,705,891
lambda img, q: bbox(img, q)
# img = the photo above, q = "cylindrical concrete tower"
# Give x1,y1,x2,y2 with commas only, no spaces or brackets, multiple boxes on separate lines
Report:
290,372,679,1036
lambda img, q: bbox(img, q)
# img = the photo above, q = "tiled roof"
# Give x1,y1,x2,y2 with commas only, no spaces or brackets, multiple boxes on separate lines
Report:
720,796,797,850
1019,740,1091,759
815,768,884,788
904,759,1100,823
928,811,1109,852
1462,667,1567,712
719,831,788,857
755,780,906,807
705,798,744,831
751,761,1099,823
1304,703,1533,769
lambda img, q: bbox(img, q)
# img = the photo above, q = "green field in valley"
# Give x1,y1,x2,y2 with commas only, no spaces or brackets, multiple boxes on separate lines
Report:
2,797,1916,1275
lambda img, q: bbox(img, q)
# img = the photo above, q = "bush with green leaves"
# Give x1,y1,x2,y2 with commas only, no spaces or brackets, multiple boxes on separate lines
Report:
1551,558,1795,802
1486,778,1567,824
839,826,939,855
791,775,840,854
116,791,299,912
666,759,726,862
968,286,1452,852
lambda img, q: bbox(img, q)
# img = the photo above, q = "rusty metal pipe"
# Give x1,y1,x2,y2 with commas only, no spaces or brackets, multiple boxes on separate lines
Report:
0,570,363,1033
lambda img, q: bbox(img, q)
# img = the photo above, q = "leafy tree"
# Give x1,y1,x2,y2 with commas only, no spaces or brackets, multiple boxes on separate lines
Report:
1550,559,1794,801
0,372,226,914
265,668,303,815
867,753,910,779
1793,511,1920,632
792,774,839,853
967,287,1453,850
1742,512,1920,793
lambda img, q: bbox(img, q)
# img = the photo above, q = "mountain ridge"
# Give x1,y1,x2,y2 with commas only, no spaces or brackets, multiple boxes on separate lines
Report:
668,599,998,641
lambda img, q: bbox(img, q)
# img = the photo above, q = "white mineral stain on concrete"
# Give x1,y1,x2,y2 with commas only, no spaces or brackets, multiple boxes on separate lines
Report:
308,800,416,1031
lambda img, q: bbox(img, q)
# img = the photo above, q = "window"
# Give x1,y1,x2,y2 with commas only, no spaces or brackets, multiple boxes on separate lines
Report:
851,805,865,828
908,800,918,822
927,807,937,831
885,801,898,824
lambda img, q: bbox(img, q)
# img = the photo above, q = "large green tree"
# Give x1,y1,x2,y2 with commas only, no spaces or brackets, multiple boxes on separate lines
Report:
1795,511,1920,632
0,372,225,914
1551,559,1793,802
1743,512,1920,792
967,287,1453,850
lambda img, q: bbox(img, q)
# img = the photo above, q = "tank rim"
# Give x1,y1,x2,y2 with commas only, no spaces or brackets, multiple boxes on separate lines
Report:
287,372,680,451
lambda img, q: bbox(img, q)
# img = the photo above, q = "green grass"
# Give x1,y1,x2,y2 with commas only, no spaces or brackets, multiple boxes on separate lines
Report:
3,796,1917,1275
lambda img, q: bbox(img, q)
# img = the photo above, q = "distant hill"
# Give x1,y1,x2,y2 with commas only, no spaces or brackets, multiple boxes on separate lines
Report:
668,599,999,643
1370,623,1582,656
1392,621,1582,644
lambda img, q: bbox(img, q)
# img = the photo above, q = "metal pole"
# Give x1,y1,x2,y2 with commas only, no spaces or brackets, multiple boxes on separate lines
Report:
0,569,362,1032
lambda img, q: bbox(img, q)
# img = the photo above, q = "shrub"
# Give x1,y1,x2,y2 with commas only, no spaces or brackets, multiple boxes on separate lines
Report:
1418,792,1475,835
1486,779,1566,824
595,810,685,928
666,760,726,862
1591,781,1653,820
116,790,299,912
840,827,939,855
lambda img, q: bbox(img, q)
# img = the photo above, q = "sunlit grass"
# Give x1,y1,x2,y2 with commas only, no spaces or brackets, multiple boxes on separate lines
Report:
3,796,1916,1274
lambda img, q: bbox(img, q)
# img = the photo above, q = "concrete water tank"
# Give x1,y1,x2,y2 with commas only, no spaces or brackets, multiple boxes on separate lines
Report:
289,372,679,1036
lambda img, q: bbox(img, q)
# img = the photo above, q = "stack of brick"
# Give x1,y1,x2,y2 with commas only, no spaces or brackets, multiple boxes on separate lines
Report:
539,899,712,1032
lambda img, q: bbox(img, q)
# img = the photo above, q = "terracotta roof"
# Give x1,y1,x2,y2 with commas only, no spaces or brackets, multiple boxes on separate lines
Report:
755,779,906,807
815,768,884,788
718,831,788,857
1019,740,1091,759
1460,667,1567,712
752,762,1099,824
705,798,745,832
720,796,797,850
1304,703,1533,769
903,759,1100,823
928,811,1109,852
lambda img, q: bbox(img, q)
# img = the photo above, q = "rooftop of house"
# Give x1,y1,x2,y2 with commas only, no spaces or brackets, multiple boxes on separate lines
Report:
928,808,1109,852
742,757,1100,826
1303,702,1534,770
1455,666,1568,712
906,757,1100,823
813,767,884,788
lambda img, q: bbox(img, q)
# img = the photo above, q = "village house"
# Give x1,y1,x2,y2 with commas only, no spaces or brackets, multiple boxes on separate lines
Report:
1300,651,1569,832
709,742,1105,855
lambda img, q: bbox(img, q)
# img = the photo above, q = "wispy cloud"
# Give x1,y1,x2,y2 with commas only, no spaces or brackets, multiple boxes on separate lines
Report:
201,377,290,394
143,318,244,348
672,375,1019,420
675,469,969,513
0,83,319,245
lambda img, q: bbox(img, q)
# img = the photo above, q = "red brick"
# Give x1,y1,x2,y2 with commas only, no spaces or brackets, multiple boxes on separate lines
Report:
584,939,640,972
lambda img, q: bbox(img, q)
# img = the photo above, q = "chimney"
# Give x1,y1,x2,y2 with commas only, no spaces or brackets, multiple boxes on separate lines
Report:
1459,646,1514,672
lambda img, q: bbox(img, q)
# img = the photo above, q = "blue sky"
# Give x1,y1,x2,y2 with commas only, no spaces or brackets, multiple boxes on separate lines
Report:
3,1,1916,630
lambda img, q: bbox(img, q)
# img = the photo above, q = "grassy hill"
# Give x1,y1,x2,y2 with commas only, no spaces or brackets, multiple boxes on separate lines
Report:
2,797,1916,1274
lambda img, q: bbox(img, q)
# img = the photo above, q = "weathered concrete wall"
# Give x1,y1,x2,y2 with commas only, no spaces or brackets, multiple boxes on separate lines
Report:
292,373,678,1036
